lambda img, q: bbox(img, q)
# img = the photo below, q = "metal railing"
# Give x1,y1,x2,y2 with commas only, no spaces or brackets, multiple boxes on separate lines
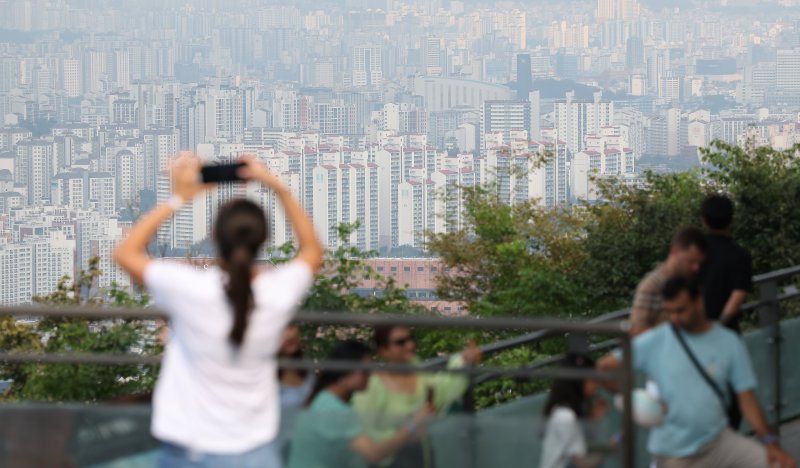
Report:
1,264,798,465
0,308,639,468
439,264,800,434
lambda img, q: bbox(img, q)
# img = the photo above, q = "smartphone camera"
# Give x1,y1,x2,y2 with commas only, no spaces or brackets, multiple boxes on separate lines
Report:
200,162,246,183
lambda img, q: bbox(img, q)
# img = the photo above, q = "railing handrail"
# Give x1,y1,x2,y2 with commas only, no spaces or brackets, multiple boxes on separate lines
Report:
430,264,800,370
752,264,800,284
0,308,629,335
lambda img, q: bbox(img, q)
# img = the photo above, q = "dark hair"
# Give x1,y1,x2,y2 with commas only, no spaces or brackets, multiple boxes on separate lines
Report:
278,324,307,380
671,227,708,254
544,353,596,418
701,194,734,231
215,199,269,347
374,325,408,349
661,276,701,301
306,340,373,406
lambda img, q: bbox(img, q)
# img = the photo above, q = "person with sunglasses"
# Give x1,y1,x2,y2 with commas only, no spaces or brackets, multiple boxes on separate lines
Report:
352,325,481,468
288,340,434,468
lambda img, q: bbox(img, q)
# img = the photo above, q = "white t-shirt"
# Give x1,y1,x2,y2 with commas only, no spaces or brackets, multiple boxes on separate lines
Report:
144,259,313,454
539,407,587,468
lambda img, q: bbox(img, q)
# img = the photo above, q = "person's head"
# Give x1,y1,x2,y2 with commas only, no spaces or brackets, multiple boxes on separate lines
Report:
307,340,373,405
701,194,734,232
278,324,306,380
667,227,708,277
374,325,416,364
215,199,269,347
544,353,597,418
279,324,303,358
661,276,706,330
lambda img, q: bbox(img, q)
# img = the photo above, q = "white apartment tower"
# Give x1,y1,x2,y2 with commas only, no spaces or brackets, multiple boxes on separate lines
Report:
15,139,53,206
352,44,383,88
554,91,614,154
596,0,639,21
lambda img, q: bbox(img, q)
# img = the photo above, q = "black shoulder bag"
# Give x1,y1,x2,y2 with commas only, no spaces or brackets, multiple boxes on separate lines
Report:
670,324,739,429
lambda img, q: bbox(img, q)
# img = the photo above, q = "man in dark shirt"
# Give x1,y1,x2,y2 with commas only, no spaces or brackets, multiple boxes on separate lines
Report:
700,194,753,334
700,194,753,430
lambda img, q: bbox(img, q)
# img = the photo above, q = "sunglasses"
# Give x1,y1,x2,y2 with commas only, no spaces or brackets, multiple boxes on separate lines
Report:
391,335,415,347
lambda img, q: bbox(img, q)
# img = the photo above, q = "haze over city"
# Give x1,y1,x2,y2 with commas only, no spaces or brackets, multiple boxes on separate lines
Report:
0,0,799,305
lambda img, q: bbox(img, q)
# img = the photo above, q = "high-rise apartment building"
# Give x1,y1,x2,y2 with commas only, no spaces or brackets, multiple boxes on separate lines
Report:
626,37,645,70
15,139,53,205
423,36,444,76
596,0,640,21
554,91,614,154
352,45,382,88
480,100,532,151
777,49,800,95
516,54,533,99
62,58,81,97
312,157,380,250
397,174,435,249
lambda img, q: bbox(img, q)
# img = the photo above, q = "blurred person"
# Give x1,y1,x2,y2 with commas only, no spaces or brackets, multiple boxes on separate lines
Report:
114,155,323,468
288,340,435,468
629,227,708,336
699,194,753,333
540,353,607,468
352,325,482,468
599,277,795,468
276,324,316,461
699,194,753,430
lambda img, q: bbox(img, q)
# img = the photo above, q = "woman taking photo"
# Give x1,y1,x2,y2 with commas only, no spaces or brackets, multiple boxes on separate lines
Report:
114,155,323,467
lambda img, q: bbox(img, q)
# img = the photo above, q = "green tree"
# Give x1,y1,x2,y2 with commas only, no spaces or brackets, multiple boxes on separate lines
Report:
576,170,708,312
702,141,800,272
1,258,159,402
272,222,425,358
427,184,586,318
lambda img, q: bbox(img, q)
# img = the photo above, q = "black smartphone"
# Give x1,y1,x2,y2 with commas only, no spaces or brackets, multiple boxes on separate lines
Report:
200,162,245,183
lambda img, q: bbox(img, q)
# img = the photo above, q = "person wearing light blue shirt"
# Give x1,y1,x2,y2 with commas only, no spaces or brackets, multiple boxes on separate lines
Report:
599,276,794,468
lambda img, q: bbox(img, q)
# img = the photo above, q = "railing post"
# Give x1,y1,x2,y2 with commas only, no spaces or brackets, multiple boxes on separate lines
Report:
620,333,636,468
462,375,477,468
757,279,781,433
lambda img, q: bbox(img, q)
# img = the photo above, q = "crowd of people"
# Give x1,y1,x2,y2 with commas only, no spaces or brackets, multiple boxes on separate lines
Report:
113,155,796,468
542,195,796,468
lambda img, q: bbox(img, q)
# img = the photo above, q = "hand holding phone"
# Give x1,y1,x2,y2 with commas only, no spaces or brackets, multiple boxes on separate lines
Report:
200,162,246,183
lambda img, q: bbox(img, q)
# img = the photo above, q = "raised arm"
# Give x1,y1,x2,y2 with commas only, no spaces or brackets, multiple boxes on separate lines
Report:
350,403,434,463
239,156,324,273
114,156,208,284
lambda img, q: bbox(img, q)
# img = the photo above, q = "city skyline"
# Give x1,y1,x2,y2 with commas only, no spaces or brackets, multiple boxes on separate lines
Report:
0,0,799,304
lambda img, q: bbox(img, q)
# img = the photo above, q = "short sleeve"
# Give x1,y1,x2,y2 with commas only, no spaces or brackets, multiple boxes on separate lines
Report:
548,409,587,457
144,260,200,317
733,249,754,292
630,274,663,330
630,326,662,374
728,336,757,393
257,259,314,309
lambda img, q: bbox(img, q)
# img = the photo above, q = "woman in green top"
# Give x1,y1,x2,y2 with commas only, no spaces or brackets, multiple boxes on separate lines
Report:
352,326,482,468
288,340,434,468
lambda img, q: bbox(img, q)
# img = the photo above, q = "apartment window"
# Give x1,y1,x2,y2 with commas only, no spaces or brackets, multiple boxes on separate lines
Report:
417,267,424,272
404,267,411,272
390,267,397,272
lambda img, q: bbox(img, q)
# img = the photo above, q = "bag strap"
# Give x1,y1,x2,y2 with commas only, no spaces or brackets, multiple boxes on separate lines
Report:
669,324,728,412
